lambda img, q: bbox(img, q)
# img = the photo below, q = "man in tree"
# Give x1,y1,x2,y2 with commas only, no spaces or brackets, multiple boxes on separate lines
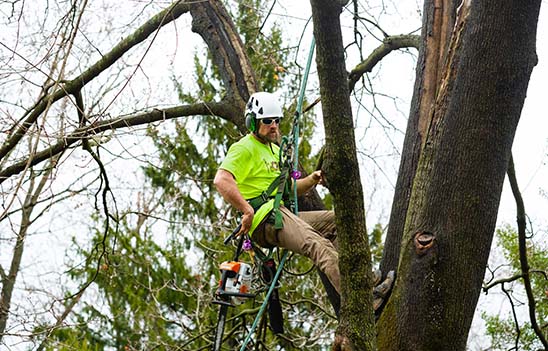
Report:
213,92,341,294
213,92,395,312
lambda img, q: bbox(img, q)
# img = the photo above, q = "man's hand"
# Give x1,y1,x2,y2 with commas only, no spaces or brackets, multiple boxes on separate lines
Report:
309,170,324,186
239,204,255,236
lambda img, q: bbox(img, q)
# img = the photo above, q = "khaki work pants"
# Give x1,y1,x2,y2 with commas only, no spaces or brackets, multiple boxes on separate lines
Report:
253,206,340,294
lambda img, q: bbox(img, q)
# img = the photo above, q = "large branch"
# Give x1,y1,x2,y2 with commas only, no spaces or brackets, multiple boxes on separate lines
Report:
0,1,191,162
0,101,236,184
190,0,258,114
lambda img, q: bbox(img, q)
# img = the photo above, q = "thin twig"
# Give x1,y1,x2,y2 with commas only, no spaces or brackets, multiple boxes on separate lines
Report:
501,283,520,351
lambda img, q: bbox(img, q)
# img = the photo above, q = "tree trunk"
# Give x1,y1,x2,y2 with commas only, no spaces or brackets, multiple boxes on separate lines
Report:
380,0,461,279
377,1,541,349
310,0,376,350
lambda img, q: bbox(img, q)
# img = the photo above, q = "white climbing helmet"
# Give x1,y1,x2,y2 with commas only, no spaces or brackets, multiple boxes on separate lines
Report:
245,92,283,119
245,92,283,132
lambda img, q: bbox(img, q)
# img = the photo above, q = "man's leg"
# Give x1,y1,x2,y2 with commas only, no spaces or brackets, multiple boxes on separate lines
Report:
298,210,337,248
254,206,340,294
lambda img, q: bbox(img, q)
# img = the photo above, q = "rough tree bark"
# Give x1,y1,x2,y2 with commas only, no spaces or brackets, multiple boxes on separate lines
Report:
311,0,376,350
377,0,541,349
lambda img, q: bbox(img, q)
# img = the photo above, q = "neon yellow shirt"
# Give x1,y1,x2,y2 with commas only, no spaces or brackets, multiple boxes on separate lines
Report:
220,134,280,234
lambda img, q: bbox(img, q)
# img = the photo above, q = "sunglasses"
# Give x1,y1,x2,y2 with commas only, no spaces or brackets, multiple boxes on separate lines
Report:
260,117,280,125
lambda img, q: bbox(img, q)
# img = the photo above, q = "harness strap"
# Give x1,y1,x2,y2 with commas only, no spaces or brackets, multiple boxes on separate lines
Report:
246,172,284,211
271,172,288,229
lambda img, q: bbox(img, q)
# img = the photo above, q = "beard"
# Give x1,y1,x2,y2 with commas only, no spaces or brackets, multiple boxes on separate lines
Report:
257,128,280,144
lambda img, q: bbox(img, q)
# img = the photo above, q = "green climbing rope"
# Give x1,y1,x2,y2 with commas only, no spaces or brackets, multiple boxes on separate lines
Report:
239,37,316,351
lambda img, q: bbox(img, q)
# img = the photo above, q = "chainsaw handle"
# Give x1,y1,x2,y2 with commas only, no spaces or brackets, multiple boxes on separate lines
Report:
223,224,242,245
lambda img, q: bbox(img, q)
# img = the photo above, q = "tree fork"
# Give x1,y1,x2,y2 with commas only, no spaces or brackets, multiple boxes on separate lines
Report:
378,0,542,349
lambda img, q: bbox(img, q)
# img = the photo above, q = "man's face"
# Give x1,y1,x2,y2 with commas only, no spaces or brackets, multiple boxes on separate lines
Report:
256,117,281,143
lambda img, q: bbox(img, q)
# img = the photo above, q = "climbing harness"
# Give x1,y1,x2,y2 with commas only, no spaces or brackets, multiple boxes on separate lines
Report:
212,37,316,351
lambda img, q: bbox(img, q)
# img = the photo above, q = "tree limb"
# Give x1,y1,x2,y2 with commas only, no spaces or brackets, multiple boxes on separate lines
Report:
0,100,237,183
507,154,548,349
482,270,547,291
348,34,420,91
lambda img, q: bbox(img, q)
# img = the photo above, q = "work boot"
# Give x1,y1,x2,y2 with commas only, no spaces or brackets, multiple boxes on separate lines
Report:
373,268,382,286
373,270,395,314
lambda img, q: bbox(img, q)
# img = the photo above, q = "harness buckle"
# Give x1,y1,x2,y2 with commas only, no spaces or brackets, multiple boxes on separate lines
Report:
259,191,270,203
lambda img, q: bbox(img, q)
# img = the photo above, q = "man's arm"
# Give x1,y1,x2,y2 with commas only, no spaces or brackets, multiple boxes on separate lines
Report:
213,169,254,234
295,170,323,196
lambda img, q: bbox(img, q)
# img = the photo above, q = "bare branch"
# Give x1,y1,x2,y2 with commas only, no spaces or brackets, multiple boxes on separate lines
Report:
501,283,521,350
507,154,548,349
348,34,420,91
35,290,85,351
63,89,119,302
482,270,547,291
0,100,237,183
0,1,191,162
0,156,61,340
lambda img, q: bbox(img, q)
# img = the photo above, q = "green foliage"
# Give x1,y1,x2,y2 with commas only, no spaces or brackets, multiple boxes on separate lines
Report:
46,211,258,350
482,313,542,351
369,223,384,268
482,224,548,350
41,332,102,351
143,117,227,231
